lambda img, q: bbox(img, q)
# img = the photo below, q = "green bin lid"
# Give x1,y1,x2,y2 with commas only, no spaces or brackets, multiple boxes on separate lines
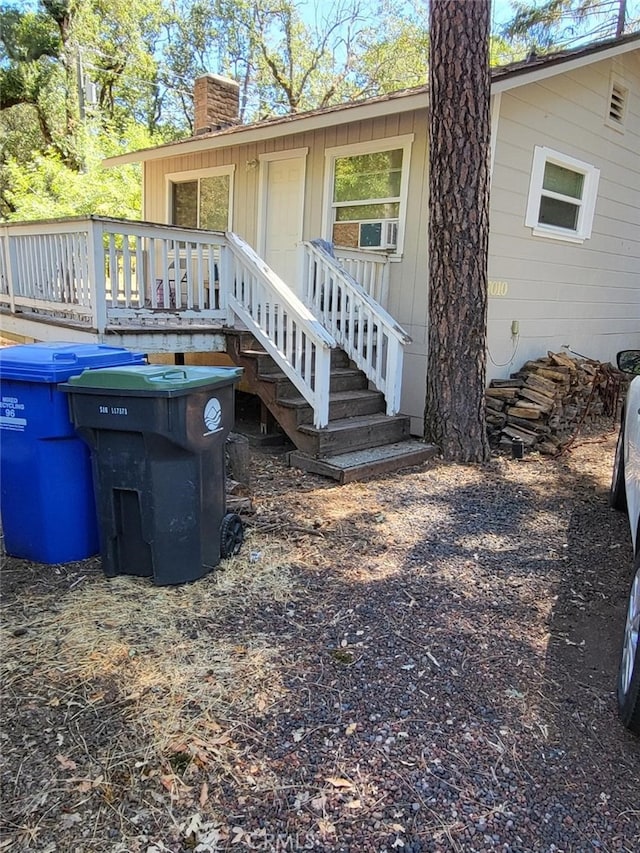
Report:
65,364,243,393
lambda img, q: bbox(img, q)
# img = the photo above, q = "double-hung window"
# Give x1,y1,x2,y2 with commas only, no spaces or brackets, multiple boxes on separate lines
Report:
525,147,599,243
324,135,413,255
167,166,234,231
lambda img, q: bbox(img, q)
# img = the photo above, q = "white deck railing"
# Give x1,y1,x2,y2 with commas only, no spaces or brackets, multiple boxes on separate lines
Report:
333,247,390,308
0,217,407,428
225,232,336,428
0,216,227,332
301,241,411,416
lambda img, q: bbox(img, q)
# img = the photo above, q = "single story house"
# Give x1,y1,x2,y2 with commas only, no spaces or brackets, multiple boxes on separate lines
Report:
104,32,640,437
2,33,638,479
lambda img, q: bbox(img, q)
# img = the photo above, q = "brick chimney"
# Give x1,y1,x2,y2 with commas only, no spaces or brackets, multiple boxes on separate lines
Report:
193,74,240,135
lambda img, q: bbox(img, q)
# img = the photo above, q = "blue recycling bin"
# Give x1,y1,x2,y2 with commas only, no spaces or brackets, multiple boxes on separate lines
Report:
0,342,145,563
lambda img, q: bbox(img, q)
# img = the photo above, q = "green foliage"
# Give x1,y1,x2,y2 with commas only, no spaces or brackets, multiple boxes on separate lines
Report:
2,122,153,221
0,6,62,109
74,0,169,129
490,34,528,64
503,0,633,49
0,6,59,63
0,0,174,219
5,0,623,224
356,18,429,95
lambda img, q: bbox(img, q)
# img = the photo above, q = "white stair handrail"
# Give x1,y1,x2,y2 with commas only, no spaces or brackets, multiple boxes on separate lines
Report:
225,232,336,429
301,241,411,416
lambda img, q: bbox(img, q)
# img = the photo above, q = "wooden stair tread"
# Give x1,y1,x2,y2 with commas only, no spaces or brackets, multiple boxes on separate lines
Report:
258,366,363,380
289,441,438,484
297,412,407,435
278,389,382,409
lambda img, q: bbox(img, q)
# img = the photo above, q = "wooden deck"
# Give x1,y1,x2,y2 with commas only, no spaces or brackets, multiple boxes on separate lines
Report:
0,216,229,350
0,216,437,479
0,216,404,429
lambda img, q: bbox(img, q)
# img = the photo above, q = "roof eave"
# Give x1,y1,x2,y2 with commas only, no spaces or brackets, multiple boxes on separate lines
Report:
103,90,429,167
492,32,640,92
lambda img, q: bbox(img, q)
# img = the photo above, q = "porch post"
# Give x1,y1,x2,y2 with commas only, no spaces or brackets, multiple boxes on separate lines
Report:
386,345,404,416
380,259,390,309
87,219,107,334
219,241,234,327
2,226,16,313
297,242,307,304
314,342,332,428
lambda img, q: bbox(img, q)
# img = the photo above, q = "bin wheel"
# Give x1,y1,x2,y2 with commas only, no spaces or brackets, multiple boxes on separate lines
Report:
220,513,244,558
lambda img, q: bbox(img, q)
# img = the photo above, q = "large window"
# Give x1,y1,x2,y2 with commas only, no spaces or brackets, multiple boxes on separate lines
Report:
525,147,599,243
324,135,413,254
167,167,234,231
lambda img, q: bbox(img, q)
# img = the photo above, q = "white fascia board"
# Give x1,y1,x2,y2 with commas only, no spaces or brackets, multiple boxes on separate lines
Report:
492,39,639,93
103,91,429,167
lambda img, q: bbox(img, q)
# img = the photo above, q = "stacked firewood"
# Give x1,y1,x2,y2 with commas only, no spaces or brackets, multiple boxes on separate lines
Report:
486,351,618,455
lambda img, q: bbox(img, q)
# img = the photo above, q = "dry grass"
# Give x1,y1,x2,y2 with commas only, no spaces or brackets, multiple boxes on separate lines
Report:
2,427,637,852
1,533,299,794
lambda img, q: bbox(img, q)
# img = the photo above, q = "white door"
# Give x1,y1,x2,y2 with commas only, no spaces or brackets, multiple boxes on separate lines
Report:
259,151,307,289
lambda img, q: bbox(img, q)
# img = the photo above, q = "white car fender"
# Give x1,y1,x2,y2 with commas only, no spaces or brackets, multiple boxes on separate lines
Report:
624,376,640,554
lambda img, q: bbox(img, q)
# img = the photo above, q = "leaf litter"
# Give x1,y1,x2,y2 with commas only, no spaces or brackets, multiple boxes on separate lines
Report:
1,423,640,851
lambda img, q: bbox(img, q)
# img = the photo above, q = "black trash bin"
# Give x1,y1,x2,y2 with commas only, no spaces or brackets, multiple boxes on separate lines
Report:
62,364,244,585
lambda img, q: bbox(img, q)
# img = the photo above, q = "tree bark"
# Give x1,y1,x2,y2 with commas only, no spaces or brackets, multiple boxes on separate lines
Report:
424,0,491,462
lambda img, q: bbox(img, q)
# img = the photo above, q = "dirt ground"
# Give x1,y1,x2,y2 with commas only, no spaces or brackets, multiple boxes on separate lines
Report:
1,420,639,853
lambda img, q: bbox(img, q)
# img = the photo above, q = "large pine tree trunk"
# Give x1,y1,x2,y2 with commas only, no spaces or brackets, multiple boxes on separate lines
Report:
424,0,491,462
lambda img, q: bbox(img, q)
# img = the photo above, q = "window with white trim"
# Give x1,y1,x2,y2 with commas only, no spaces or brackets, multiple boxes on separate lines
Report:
167,166,234,231
525,147,599,243
324,135,413,254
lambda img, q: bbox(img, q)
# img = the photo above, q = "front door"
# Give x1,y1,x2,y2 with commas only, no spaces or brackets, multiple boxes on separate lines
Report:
259,150,307,290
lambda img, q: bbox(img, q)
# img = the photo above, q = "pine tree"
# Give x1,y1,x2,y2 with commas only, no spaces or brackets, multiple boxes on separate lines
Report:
424,0,491,462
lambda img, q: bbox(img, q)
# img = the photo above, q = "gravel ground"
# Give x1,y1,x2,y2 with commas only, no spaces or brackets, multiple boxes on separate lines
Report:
1,420,639,853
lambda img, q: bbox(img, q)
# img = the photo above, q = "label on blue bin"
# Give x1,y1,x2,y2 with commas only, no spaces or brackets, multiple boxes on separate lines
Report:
1,395,27,431
203,397,222,436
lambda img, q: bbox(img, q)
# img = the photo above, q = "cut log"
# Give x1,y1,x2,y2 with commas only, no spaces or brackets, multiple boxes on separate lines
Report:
524,373,558,396
486,388,518,399
518,387,554,412
486,412,508,427
485,395,505,412
226,432,251,486
536,367,570,382
507,415,550,434
490,379,523,389
523,359,551,371
549,351,577,371
564,405,578,421
510,402,543,419
487,353,611,457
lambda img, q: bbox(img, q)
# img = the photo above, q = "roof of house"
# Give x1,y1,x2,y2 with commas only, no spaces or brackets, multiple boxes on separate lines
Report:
104,31,640,167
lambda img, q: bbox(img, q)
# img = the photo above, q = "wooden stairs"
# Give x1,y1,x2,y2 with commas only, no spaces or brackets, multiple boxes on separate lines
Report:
226,332,437,483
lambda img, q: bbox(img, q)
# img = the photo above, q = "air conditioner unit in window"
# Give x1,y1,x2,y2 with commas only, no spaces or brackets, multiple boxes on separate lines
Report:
358,219,399,250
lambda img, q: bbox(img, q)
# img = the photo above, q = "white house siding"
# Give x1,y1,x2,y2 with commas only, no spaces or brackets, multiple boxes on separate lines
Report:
487,54,640,381
142,110,432,433
141,50,639,436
